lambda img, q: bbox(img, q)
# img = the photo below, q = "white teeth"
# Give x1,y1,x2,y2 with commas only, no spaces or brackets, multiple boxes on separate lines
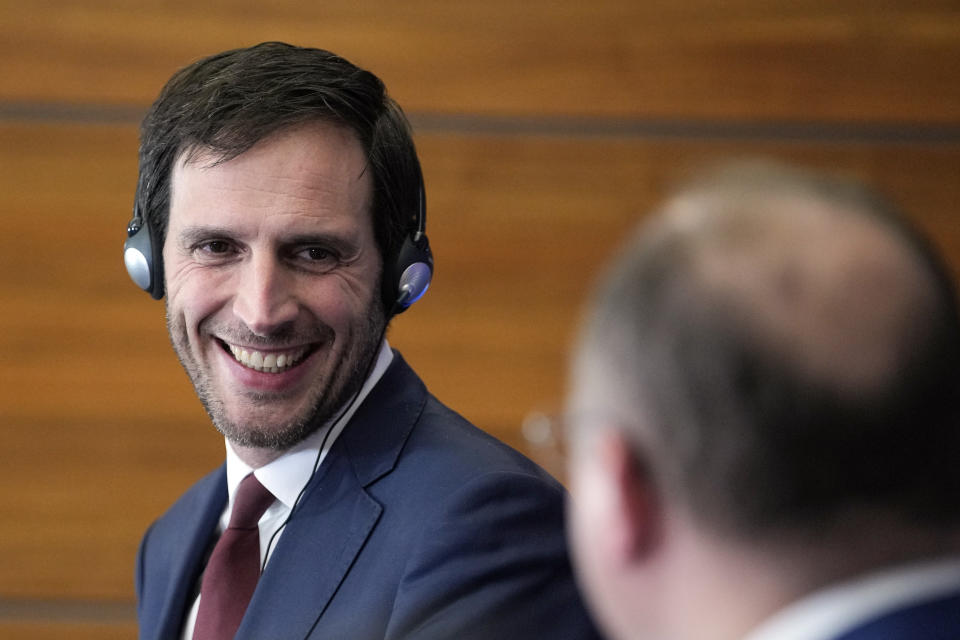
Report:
226,343,307,373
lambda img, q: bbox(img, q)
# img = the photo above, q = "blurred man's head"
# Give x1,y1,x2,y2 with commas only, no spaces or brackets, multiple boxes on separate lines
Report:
566,161,960,640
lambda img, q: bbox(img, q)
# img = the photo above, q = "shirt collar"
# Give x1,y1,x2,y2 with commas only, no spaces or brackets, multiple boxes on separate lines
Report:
743,557,960,640
224,339,394,510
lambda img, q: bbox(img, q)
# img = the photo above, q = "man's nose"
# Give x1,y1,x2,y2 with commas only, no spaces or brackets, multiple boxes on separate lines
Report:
232,253,299,335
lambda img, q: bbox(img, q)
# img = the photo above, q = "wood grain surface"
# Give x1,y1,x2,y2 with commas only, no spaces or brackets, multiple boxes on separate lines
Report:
1,2,958,636
1,1,959,122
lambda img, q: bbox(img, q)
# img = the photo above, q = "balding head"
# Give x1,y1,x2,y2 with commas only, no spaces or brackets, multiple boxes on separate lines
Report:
663,179,937,396
570,161,960,539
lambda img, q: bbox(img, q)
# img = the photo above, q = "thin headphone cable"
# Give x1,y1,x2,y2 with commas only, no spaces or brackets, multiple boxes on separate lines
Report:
259,316,393,573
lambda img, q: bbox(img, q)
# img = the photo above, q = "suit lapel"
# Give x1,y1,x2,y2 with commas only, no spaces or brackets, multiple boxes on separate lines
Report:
236,353,427,639
153,468,226,640
236,450,383,639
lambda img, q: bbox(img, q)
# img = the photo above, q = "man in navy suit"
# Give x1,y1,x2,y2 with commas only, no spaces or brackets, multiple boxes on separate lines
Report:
564,161,960,640
129,42,598,639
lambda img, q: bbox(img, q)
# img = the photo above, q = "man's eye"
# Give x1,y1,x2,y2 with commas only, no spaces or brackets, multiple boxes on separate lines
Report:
199,240,232,254
299,247,337,262
292,246,340,272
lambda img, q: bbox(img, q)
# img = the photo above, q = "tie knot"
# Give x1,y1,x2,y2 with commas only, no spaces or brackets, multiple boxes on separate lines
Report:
229,473,275,530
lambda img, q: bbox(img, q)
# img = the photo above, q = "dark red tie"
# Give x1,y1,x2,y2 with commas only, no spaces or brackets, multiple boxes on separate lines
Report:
193,473,276,640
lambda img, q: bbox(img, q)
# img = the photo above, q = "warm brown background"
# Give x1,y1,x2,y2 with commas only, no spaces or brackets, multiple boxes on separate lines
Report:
1,1,959,637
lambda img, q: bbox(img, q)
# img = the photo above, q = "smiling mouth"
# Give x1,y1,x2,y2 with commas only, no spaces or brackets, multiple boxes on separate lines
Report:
222,341,312,373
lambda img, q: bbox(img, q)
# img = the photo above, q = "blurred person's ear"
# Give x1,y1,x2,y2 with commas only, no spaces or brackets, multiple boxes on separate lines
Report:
602,430,661,560
571,428,662,563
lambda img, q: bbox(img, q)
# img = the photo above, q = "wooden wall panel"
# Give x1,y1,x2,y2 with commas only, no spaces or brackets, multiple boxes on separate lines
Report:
1,1,958,632
2,121,958,607
0,1,958,122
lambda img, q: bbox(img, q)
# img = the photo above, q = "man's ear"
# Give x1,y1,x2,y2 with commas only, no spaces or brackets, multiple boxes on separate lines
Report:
595,430,661,561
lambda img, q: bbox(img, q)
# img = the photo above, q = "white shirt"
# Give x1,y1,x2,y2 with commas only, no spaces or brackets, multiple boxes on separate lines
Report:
180,340,394,640
743,557,960,640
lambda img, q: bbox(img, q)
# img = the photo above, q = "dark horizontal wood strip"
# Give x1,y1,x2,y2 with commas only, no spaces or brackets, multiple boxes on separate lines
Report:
3,101,960,145
0,621,137,640
0,598,135,623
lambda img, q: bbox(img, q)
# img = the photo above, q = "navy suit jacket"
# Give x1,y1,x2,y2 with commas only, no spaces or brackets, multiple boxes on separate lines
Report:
135,353,600,639
833,590,960,640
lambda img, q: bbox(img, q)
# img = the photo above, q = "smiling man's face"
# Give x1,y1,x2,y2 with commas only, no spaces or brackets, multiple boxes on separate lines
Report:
162,121,385,465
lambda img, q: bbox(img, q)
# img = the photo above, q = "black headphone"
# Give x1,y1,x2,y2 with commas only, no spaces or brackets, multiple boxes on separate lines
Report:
123,171,433,315
381,179,434,314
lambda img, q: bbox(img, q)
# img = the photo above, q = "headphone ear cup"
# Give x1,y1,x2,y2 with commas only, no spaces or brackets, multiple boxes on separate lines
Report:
387,232,433,315
123,218,165,300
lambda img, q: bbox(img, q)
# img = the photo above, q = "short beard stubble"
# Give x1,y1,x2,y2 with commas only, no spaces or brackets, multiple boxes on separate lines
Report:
167,301,386,452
